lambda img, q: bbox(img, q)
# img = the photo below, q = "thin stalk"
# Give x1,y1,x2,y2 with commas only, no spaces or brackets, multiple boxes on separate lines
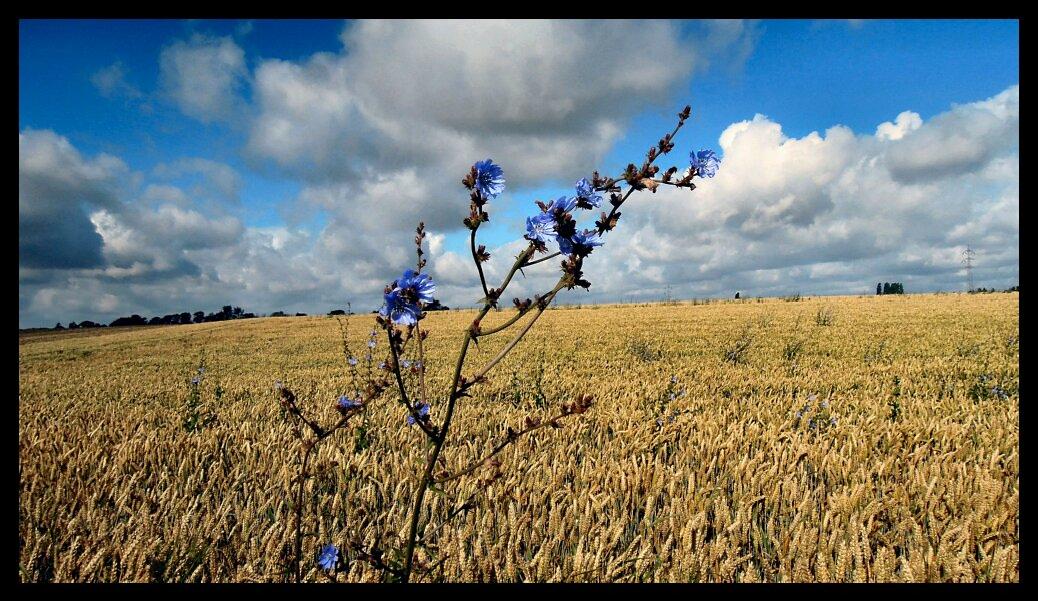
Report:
294,443,314,583
523,251,561,267
470,226,491,300
402,331,471,581
387,328,437,440
469,284,564,383
475,309,531,338
401,244,536,581
434,409,572,485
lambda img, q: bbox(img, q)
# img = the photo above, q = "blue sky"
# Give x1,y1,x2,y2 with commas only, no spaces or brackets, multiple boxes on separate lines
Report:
18,20,1020,327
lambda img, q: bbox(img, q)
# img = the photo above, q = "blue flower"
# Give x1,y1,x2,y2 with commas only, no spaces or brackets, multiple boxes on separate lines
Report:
401,359,412,369
198,367,205,374
559,229,604,256
348,356,358,366
474,159,506,199
379,288,421,327
380,269,436,327
525,212,557,246
407,403,431,426
543,195,577,215
379,361,387,370
396,269,436,305
670,375,678,384
367,339,376,349
690,149,720,178
574,178,602,209
337,395,362,410
191,376,201,386
317,544,339,571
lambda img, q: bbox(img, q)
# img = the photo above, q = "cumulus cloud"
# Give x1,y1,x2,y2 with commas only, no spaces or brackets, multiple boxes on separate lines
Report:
18,24,1017,328
91,61,142,99
245,20,752,187
19,130,128,269
153,157,243,204
557,86,1020,303
159,34,248,123
884,85,1018,183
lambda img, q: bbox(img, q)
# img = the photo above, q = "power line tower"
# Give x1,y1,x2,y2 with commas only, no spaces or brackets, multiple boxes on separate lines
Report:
962,245,976,292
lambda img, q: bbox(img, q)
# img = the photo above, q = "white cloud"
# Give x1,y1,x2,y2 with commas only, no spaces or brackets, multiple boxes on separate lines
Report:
159,34,248,124
18,26,1018,328
91,61,142,99
875,111,922,141
884,85,1018,183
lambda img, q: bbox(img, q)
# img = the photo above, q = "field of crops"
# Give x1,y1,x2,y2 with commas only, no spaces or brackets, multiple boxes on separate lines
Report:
18,292,1019,582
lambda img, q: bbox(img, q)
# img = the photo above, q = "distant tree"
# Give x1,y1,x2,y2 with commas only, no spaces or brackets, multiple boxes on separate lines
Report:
68,321,79,329
424,299,450,312
79,320,100,328
148,316,162,325
241,312,256,319
295,312,307,317
877,282,882,295
232,306,243,318
179,312,192,324
193,311,205,324
271,311,287,317
882,282,890,295
329,309,346,316
54,323,64,330
734,292,740,299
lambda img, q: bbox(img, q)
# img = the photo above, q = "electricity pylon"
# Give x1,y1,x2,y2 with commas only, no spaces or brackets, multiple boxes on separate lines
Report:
962,245,976,292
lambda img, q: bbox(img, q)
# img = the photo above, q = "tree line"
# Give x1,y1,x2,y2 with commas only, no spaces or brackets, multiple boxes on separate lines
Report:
876,282,905,295
53,305,258,331
48,300,452,331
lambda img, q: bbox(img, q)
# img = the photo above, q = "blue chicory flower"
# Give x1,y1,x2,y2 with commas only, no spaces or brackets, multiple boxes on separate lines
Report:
407,403,431,426
348,356,358,366
337,395,363,410
543,195,577,215
401,359,411,369
525,212,557,246
574,178,602,209
379,288,421,327
191,376,200,386
473,159,506,199
559,229,604,256
396,269,436,305
317,544,339,571
690,149,720,178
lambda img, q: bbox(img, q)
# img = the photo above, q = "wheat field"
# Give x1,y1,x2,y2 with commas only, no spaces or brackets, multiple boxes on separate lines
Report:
18,292,1019,582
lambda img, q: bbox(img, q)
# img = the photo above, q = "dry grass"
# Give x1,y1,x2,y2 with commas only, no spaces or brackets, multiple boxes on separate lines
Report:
18,293,1019,582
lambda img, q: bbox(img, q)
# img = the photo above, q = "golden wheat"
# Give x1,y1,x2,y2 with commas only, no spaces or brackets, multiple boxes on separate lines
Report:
18,293,1018,582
